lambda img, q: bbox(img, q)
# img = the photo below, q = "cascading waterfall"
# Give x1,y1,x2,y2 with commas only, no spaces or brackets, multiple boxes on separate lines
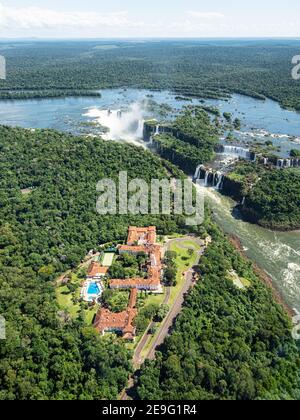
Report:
194,165,225,190
215,172,224,190
84,103,145,142
194,164,203,180
219,145,255,161
204,171,210,187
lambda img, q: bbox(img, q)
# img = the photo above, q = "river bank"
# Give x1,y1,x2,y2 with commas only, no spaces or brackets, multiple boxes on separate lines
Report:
200,186,300,312
229,234,296,318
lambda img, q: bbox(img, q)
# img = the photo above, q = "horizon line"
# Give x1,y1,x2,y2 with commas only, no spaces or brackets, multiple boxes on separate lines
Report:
0,36,300,42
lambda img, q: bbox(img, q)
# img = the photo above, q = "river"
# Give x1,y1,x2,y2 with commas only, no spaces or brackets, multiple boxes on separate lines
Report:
0,88,300,156
0,88,300,310
198,187,300,312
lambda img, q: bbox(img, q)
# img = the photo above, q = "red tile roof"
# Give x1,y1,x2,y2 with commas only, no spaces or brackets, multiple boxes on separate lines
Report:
94,227,162,341
118,245,147,253
127,226,156,245
94,289,138,341
88,262,108,277
110,244,162,290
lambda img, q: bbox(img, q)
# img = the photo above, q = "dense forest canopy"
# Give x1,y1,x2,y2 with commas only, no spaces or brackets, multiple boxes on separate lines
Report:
153,107,219,173
136,228,300,400
225,163,300,230
242,169,300,230
0,125,195,400
0,40,300,109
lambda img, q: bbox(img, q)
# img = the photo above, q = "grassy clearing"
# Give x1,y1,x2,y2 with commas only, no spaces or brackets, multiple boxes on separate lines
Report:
227,269,251,290
140,290,166,307
138,238,202,359
56,284,81,318
168,239,201,304
241,277,251,288
56,272,100,325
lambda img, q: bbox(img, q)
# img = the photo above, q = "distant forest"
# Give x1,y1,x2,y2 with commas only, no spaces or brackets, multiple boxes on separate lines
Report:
0,40,300,109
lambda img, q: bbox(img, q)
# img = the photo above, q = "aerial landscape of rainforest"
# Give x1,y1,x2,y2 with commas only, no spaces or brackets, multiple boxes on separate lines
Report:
0,0,300,407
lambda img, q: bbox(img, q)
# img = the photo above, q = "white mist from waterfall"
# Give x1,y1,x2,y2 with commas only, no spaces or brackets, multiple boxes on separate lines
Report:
83,102,145,145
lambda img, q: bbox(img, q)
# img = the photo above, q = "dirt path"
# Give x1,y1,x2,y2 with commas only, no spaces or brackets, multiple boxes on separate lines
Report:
55,253,100,286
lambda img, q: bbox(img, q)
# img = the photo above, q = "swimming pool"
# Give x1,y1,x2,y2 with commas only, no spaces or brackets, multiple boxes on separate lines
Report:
87,282,102,301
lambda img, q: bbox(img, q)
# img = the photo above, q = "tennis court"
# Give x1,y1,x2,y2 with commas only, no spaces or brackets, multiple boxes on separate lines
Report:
102,252,115,267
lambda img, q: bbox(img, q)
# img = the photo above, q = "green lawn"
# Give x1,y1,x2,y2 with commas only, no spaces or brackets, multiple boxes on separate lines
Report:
56,272,99,325
168,239,201,304
138,237,202,359
56,284,81,318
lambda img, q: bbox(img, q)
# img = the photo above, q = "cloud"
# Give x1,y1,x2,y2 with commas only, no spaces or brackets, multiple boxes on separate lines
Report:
0,3,297,38
187,11,225,20
0,3,143,30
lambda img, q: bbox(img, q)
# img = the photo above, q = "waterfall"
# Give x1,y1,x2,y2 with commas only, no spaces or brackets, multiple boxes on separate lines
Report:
263,157,268,165
215,173,224,190
155,125,160,136
241,197,246,206
194,164,203,180
293,159,300,167
194,166,225,190
277,159,284,168
220,145,254,161
289,158,300,168
204,171,210,187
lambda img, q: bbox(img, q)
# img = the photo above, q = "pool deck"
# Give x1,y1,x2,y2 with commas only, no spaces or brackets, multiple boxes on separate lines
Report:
81,280,103,302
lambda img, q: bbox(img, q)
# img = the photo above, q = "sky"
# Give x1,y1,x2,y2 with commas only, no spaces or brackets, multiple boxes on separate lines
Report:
0,0,299,39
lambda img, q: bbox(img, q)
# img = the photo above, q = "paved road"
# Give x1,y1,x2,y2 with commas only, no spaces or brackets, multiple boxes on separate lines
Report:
120,236,206,400
133,285,171,367
146,239,204,360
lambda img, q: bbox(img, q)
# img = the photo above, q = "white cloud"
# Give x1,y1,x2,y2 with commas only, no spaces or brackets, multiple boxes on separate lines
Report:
0,3,143,30
187,11,225,20
0,3,297,38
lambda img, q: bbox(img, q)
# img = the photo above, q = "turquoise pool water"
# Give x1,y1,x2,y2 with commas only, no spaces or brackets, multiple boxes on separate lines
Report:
87,282,102,298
